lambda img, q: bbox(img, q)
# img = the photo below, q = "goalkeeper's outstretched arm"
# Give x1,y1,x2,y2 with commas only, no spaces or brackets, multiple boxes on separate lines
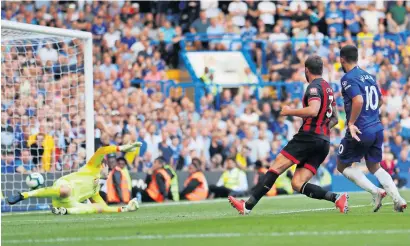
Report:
87,142,142,169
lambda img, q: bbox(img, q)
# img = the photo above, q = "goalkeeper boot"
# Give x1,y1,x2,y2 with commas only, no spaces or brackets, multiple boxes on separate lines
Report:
125,198,140,212
119,142,143,152
7,192,24,205
51,207,67,215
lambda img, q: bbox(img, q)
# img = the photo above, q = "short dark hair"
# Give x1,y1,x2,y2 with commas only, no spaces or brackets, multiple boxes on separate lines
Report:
305,55,323,75
155,156,167,166
191,158,202,170
340,45,358,63
116,157,128,165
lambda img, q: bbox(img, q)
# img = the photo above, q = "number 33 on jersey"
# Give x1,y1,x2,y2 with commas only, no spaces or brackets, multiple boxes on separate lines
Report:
340,66,383,132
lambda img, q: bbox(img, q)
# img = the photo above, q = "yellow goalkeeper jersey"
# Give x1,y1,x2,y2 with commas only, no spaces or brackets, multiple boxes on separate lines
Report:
54,146,117,203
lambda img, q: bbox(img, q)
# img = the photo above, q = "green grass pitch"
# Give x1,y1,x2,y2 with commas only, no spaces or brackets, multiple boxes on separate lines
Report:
2,190,410,246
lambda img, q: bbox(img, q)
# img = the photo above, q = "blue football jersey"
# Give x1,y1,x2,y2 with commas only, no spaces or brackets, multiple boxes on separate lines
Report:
340,66,383,133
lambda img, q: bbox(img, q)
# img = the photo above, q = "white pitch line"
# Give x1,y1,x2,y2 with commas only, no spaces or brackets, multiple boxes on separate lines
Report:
4,190,391,216
2,194,307,216
0,203,394,225
3,229,410,244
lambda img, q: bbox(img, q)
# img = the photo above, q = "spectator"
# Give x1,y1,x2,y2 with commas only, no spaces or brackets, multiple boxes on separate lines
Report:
387,0,408,33
144,65,164,83
159,20,176,43
37,42,58,65
1,150,16,173
360,2,385,34
91,16,107,43
1,112,14,151
15,149,37,173
28,133,45,170
381,152,407,188
106,157,131,204
190,10,210,34
258,0,275,29
269,25,289,51
99,54,118,80
240,19,257,40
289,1,308,12
307,25,325,47
200,0,220,18
255,131,270,162
235,144,252,170
209,158,248,198
120,29,136,49
344,2,361,36
158,131,172,164
134,157,171,203
228,0,248,27
207,17,224,50
103,24,121,49
397,149,410,173
291,4,310,39
325,2,344,35
180,158,209,201
311,39,329,58
357,24,374,48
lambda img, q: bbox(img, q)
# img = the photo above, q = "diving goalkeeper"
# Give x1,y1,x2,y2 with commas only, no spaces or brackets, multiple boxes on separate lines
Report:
7,142,142,215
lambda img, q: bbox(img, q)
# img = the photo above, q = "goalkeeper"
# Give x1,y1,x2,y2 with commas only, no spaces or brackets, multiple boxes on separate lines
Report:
7,142,142,215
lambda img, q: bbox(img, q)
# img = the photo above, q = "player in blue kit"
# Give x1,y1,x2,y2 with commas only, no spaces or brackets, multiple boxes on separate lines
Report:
337,45,407,212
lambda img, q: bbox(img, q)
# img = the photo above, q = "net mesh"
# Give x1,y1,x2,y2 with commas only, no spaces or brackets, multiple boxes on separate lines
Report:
1,27,87,211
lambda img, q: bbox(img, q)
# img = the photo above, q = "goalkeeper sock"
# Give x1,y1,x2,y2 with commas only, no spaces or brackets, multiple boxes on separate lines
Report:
245,169,279,210
22,186,60,199
300,182,337,203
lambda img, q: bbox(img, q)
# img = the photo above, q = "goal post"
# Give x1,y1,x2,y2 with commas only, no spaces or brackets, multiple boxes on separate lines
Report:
1,20,95,161
1,21,94,211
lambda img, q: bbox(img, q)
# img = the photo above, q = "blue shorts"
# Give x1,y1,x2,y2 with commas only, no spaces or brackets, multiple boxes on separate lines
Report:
338,129,383,164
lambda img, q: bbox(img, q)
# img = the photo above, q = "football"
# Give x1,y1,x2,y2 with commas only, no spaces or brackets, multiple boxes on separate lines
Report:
25,173,45,190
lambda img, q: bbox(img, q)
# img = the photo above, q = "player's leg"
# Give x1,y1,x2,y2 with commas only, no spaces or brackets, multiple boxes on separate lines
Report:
293,140,348,213
291,168,338,203
7,180,70,205
54,199,139,215
246,153,293,209
229,149,296,215
365,131,407,211
337,136,380,195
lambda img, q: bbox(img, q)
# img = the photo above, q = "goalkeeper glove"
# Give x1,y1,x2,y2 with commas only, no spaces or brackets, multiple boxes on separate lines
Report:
119,142,142,152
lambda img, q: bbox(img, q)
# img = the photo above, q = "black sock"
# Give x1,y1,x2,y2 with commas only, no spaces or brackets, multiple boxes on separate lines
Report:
300,182,337,203
245,170,279,210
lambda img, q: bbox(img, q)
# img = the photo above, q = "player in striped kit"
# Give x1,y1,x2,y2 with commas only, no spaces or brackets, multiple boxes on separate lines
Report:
229,55,349,215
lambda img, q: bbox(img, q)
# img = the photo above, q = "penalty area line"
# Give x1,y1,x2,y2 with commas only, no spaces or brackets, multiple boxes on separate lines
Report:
3,229,410,244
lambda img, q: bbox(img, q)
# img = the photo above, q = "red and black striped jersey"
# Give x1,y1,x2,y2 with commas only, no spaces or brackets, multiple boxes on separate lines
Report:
298,78,335,141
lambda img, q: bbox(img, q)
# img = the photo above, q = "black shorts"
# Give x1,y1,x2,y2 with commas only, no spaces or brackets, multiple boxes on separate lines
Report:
280,133,330,174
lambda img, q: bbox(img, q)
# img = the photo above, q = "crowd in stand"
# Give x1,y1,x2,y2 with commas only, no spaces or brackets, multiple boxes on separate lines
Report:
1,1,410,187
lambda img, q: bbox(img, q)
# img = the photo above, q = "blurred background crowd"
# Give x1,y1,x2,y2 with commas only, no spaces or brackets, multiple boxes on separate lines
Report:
1,0,410,190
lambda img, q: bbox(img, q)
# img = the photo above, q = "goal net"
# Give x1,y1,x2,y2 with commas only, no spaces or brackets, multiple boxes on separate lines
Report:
1,20,94,212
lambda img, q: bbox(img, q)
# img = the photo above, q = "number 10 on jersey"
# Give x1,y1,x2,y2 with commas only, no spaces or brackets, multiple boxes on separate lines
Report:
365,86,379,110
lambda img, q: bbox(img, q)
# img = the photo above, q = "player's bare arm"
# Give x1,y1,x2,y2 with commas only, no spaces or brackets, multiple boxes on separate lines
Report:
329,104,339,129
280,100,321,118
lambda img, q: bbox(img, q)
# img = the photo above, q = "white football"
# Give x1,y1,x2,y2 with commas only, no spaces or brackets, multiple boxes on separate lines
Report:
26,173,45,190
